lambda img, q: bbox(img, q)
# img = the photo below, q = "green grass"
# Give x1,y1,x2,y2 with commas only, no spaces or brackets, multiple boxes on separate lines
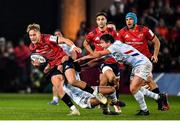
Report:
0,93,180,120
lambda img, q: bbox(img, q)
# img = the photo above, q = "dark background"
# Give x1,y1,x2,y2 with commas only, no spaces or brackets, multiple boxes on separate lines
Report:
0,0,58,42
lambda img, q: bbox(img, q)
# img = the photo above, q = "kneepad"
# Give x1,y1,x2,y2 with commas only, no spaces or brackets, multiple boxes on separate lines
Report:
73,62,81,72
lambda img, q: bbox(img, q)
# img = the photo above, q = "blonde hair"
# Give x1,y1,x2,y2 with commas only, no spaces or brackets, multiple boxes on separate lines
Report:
26,23,40,33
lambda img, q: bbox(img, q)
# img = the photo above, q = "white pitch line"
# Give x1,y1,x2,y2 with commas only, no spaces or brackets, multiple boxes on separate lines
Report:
177,92,180,96
154,73,165,83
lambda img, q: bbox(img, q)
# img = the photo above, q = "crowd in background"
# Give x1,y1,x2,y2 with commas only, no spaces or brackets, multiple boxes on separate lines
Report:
0,0,179,92
75,0,180,72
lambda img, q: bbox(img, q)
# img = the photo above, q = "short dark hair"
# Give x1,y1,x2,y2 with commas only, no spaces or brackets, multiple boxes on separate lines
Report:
100,34,115,43
96,12,107,19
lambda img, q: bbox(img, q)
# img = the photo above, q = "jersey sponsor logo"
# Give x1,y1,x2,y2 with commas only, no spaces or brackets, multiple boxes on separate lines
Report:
137,34,143,38
132,38,137,41
125,41,143,44
95,37,100,41
124,34,129,38
112,52,125,62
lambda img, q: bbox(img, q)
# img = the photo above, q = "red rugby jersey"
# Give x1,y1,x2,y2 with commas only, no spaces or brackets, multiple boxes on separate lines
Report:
85,27,118,64
118,25,155,59
29,34,66,69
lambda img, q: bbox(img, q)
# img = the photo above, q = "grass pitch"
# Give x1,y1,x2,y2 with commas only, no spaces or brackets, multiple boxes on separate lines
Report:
0,93,180,120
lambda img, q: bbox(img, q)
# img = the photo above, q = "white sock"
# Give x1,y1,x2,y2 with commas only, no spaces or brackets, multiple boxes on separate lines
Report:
140,87,159,100
133,90,148,111
107,91,117,102
53,96,59,102
70,105,77,111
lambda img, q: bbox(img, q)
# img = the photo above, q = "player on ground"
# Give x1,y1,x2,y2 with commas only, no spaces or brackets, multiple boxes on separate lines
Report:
63,81,121,113
118,12,169,110
76,34,169,116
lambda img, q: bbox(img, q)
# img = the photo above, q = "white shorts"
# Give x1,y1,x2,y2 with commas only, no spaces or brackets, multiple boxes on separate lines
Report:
75,72,81,81
102,66,112,74
130,63,152,81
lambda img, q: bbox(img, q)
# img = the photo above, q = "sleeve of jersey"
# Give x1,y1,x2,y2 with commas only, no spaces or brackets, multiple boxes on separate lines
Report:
144,27,155,41
117,30,125,42
49,35,58,43
107,44,117,54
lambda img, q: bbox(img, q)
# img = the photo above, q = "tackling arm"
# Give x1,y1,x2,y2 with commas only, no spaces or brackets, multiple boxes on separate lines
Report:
75,49,110,63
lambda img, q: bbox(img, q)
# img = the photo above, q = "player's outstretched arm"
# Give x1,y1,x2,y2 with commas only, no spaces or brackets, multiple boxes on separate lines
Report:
58,36,82,54
74,54,95,63
74,49,110,63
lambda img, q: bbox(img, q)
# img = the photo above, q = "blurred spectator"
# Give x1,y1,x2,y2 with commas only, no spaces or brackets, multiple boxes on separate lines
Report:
76,21,88,37
0,38,18,92
14,39,31,91
155,18,169,41
141,9,158,31
0,37,6,56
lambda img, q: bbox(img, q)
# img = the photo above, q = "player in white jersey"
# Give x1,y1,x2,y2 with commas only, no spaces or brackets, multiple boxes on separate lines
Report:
63,81,120,110
76,34,169,116
55,43,121,115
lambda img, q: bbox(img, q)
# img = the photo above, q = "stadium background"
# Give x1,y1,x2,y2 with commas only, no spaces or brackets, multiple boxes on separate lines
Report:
0,0,179,95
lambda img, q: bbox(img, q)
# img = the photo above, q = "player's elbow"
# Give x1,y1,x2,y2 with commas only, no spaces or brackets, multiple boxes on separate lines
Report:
83,40,89,47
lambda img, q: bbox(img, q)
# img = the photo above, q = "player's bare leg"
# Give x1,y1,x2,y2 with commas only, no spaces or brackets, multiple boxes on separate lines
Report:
130,76,150,116
64,68,107,104
51,74,80,115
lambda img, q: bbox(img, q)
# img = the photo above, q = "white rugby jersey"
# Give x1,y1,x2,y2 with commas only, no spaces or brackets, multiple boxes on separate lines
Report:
107,41,151,67
59,44,71,56
63,83,94,108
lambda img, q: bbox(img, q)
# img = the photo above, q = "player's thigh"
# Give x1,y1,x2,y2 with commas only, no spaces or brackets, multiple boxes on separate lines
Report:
104,69,116,82
64,68,77,84
99,73,108,86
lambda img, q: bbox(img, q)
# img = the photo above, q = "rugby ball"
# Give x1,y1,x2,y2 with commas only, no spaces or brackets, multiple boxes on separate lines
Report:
30,53,46,64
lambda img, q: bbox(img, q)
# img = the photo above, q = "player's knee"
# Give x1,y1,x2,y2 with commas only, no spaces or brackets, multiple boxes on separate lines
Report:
108,75,116,83
130,86,138,94
51,75,61,85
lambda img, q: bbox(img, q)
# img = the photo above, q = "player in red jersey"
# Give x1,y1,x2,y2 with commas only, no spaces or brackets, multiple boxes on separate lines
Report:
118,12,169,110
27,23,107,110
83,12,123,113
